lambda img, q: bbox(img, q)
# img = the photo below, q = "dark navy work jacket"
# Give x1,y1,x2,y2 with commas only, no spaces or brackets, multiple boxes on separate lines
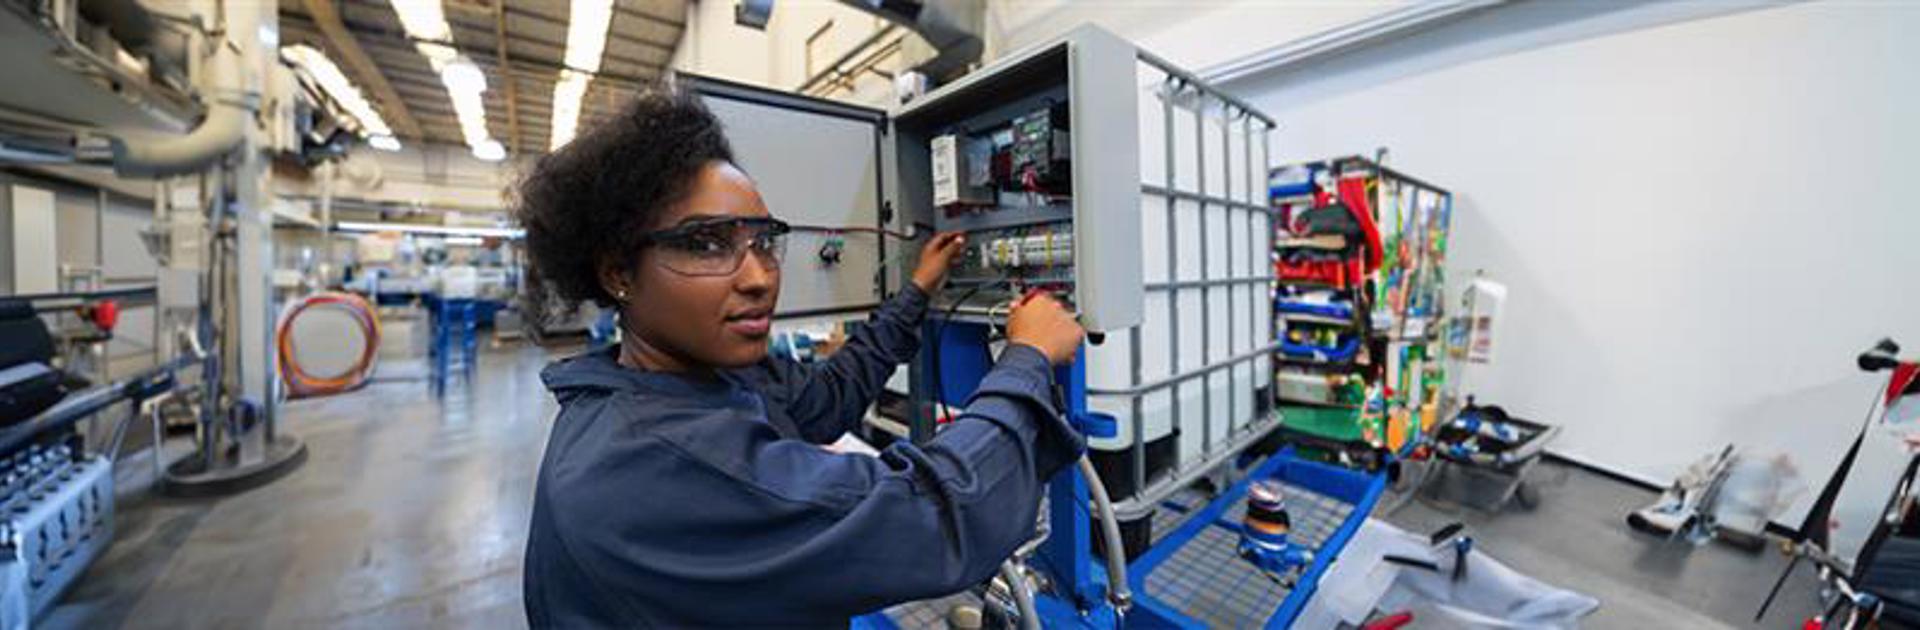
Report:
523,286,1085,628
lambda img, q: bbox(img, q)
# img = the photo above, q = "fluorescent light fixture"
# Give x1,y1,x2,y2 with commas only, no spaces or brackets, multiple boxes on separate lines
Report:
549,71,591,149
335,221,524,239
388,0,453,42
280,45,395,142
387,0,502,157
471,139,506,162
562,0,615,69
443,236,485,246
441,59,488,96
550,0,614,150
367,135,402,151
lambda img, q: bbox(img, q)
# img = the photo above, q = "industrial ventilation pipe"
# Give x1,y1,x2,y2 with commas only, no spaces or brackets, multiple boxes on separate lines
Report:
839,0,984,79
76,0,157,52
106,3,256,178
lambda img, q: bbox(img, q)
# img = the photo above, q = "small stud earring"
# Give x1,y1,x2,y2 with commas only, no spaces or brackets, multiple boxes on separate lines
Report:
615,289,628,301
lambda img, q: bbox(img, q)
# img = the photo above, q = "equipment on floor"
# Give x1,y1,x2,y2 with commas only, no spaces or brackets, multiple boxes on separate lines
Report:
0,300,66,426
1630,444,1738,542
0,352,191,630
1757,338,1920,629
1421,402,1559,512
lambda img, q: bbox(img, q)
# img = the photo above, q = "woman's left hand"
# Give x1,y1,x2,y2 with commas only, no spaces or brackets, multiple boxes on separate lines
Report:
912,231,968,293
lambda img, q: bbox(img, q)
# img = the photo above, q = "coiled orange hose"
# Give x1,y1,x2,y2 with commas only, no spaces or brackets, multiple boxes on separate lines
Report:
276,291,381,398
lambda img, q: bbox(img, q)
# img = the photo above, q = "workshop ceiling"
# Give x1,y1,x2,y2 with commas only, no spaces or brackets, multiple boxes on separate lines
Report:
278,0,686,157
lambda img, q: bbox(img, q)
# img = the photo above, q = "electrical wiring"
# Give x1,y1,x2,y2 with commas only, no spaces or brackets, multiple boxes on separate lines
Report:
930,272,1011,424
788,223,932,241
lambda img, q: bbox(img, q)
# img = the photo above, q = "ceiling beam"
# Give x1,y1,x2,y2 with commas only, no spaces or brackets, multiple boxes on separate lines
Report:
332,0,677,53
494,1,523,156
298,0,425,139
366,47,658,97
614,5,685,31
500,5,676,52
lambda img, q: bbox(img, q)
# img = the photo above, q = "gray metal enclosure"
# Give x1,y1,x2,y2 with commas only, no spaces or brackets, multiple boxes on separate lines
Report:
686,76,893,321
690,26,1279,522
892,26,1279,518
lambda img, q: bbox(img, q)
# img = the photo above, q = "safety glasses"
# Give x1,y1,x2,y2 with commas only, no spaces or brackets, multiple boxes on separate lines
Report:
637,216,791,277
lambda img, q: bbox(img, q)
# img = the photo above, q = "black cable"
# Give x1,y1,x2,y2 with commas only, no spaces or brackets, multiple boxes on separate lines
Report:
930,273,1009,430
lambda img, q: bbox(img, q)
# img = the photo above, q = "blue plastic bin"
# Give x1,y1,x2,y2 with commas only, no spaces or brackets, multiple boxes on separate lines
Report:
1128,448,1386,629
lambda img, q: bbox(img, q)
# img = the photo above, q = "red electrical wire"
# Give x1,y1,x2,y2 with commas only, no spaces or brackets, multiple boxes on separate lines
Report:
277,291,382,398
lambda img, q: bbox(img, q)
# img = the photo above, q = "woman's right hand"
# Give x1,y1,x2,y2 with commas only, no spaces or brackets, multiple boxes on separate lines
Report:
1007,293,1085,366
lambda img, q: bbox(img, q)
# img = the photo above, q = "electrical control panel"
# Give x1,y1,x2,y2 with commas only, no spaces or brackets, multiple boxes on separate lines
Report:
893,27,1142,332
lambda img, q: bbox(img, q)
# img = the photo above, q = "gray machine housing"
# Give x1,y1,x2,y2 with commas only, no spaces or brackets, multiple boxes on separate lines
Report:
687,25,1145,332
691,26,1278,516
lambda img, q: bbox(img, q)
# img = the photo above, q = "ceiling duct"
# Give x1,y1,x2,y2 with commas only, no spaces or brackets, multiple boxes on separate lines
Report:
106,3,257,178
76,0,156,51
838,0,982,79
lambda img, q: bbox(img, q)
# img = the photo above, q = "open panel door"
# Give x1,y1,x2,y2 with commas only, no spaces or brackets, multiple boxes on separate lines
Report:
681,74,892,320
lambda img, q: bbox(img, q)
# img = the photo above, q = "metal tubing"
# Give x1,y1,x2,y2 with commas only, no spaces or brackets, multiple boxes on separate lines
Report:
999,562,1041,630
1150,81,1178,495
109,33,253,178
1223,107,1236,438
796,25,901,94
1196,98,1211,455
1078,455,1132,612
1110,414,1284,521
1135,50,1277,128
1146,276,1270,290
1141,184,1276,214
1088,343,1281,397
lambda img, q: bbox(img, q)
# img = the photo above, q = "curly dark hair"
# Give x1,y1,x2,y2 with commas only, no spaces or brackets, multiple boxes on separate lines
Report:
513,84,733,324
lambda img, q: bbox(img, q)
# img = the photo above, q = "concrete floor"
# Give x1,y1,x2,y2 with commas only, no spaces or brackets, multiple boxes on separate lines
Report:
41,343,1822,629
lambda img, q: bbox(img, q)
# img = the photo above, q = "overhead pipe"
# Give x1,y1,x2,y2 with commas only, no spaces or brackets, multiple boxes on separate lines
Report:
833,0,983,79
77,0,158,52
106,4,256,178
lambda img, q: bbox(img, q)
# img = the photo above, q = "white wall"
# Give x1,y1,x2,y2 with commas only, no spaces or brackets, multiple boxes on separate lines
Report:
1227,0,1920,553
674,0,904,104
669,0,1405,106
987,0,1405,70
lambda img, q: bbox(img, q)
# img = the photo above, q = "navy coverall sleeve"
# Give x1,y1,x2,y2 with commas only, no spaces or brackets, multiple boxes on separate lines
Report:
755,285,929,443
543,345,1083,625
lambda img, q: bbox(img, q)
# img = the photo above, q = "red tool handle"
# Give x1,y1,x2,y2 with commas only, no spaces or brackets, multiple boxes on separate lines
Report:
1363,611,1413,630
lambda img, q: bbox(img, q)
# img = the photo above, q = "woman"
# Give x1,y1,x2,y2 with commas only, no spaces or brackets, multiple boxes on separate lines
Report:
517,87,1088,627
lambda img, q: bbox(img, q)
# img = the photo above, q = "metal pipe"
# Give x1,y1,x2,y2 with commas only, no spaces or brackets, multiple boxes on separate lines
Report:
1088,343,1282,397
998,562,1040,630
832,0,983,78
1142,184,1277,214
1110,416,1285,521
108,20,256,178
78,0,158,52
1196,96,1211,455
1151,80,1177,495
1078,456,1132,613
1135,50,1277,128
796,24,901,94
